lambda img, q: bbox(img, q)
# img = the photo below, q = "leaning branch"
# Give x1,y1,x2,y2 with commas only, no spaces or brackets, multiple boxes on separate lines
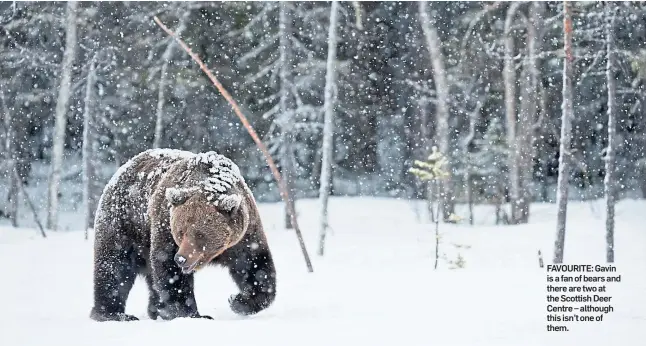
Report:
0,92,47,238
153,16,314,273
12,166,47,238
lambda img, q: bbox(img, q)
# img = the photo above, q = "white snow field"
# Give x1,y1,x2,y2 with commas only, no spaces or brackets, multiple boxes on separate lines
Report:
1,197,645,346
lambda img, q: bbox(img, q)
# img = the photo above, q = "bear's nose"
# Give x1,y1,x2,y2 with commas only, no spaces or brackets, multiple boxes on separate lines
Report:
174,254,187,266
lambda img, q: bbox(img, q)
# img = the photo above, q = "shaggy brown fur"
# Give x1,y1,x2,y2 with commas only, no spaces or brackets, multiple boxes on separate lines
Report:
89,149,276,322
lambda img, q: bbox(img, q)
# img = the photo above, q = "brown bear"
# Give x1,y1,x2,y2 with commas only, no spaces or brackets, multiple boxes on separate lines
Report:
89,148,276,322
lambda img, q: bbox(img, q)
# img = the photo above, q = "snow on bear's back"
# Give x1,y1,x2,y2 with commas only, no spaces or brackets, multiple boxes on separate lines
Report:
99,148,253,208
93,148,258,232
100,149,191,193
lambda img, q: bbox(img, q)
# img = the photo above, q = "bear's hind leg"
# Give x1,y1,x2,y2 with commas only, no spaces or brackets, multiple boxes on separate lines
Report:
90,244,139,322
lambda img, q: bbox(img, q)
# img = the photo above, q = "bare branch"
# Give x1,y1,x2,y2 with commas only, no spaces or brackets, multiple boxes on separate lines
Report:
238,33,280,65
459,1,502,63
226,3,276,38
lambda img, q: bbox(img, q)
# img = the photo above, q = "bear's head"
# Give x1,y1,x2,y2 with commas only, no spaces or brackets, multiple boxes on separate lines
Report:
165,186,248,274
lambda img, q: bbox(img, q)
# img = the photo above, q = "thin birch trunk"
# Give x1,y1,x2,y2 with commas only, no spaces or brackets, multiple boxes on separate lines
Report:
47,1,78,231
318,0,339,257
539,81,550,202
419,1,454,222
352,1,363,30
517,1,545,223
418,100,433,222
82,57,97,239
604,5,617,263
153,10,190,149
517,64,533,222
279,2,296,229
463,105,480,226
503,2,522,224
1,88,18,227
553,0,574,264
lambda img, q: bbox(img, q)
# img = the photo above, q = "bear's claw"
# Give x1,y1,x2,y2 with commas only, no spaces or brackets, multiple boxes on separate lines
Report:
156,304,212,321
90,309,139,322
229,293,266,316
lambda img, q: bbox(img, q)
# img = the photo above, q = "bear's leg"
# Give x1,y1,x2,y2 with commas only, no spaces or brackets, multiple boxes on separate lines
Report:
145,274,163,320
90,244,139,322
150,243,212,320
226,248,277,316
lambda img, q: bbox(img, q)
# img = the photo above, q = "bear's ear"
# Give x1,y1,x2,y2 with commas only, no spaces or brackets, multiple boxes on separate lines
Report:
165,187,194,206
217,194,243,215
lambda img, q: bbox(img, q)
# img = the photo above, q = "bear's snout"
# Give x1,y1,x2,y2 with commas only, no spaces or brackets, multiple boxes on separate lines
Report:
174,243,203,274
174,254,187,266
175,253,200,274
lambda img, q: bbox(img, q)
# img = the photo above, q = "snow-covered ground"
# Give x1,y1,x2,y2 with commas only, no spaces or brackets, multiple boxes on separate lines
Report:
1,197,645,346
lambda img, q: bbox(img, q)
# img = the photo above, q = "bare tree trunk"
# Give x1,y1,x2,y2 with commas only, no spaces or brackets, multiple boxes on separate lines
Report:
604,5,617,263
82,57,97,239
12,167,47,238
1,88,18,227
538,81,550,202
352,1,363,30
419,101,434,223
1,91,45,237
463,105,480,226
153,10,190,149
503,2,522,224
47,1,78,231
279,2,296,229
495,196,501,225
466,175,473,225
8,168,19,226
318,0,339,257
517,64,534,224
515,3,544,224
553,1,574,264
419,1,454,222
529,2,546,214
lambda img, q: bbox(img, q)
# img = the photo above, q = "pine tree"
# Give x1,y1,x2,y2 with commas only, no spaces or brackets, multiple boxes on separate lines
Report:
409,146,451,269
470,118,509,224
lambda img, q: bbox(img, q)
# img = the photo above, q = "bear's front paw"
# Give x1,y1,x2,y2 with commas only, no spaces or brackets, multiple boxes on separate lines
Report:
195,314,213,320
118,314,139,322
229,293,271,316
157,303,208,321
90,309,139,322
161,312,212,320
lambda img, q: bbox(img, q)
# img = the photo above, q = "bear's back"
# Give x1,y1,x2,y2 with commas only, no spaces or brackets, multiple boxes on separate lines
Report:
102,149,193,201
95,149,252,234
93,149,195,232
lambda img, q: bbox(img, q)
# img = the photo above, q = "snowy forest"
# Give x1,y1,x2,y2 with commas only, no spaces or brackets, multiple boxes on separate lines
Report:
2,1,646,239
